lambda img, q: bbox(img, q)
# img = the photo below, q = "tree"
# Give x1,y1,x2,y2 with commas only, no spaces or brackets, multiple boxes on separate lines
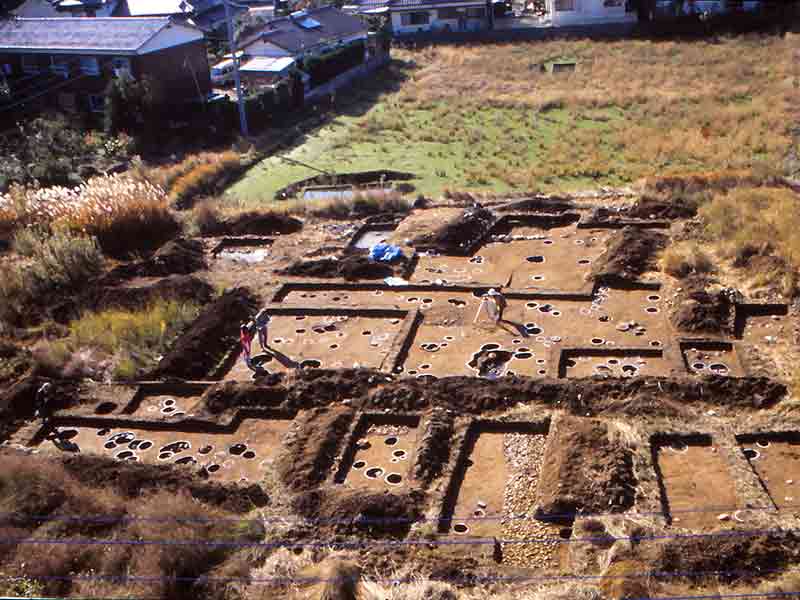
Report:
104,74,165,141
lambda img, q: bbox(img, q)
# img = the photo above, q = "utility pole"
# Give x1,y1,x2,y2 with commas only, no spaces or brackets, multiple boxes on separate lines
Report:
224,0,249,137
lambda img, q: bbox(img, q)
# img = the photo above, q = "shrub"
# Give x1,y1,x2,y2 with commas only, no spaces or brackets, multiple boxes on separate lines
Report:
169,152,244,209
661,241,715,278
305,189,410,219
193,200,224,236
0,229,103,325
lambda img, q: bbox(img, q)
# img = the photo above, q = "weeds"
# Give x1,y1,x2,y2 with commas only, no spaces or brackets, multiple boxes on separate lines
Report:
0,229,103,325
661,241,715,278
39,298,200,380
168,152,245,209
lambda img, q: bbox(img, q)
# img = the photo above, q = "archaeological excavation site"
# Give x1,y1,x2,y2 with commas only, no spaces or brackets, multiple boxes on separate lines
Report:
1,183,799,600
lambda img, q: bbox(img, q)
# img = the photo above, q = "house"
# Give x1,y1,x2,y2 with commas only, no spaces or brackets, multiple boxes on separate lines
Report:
0,17,211,115
113,0,194,18
238,6,368,61
13,0,120,17
344,0,492,33
542,0,636,26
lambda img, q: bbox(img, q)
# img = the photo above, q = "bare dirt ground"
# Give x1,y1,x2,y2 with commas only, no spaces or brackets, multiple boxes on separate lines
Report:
2,190,800,599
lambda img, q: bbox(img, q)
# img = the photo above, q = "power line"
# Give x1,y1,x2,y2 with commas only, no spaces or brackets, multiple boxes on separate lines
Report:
0,499,791,527
0,525,796,551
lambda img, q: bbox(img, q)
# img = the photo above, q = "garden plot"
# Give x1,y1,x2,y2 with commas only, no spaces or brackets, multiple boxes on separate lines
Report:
335,414,420,491
409,223,611,290
35,417,293,484
440,423,564,569
223,313,406,380
654,437,739,530
279,286,671,378
738,435,800,510
681,341,744,377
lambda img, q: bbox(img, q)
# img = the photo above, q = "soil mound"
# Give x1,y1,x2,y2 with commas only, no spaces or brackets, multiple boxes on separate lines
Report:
590,227,667,285
412,206,495,255
670,276,738,335
535,416,636,520
203,212,303,237
199,379,286,415
295,487,423,538
91,275,213,312
108,238,206,279
56,453,269,512
627,196,698,220
412,408,454,487
280,407,355,491
154,288,257,379
279,255,396,280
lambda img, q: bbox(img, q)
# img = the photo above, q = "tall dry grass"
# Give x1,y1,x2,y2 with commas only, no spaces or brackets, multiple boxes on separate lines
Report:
0,175,178,257
385,35,795,185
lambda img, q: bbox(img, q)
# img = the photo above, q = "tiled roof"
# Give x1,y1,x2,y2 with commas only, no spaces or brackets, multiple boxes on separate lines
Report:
392,0,486,7
238,6,367,54
0,17,177,52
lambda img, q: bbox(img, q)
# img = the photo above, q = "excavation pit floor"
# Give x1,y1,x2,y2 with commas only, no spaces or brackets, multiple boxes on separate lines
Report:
410,224,611,289
338,419,418,491
740,438,800,510
127,391,204,419
655,441,739,530
682,345,744,377
280,287,671,378
223,314,405,380
36,418,292,483
443,428,565,568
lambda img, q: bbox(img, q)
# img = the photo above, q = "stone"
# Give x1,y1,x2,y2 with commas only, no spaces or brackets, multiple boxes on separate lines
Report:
717,513,731,521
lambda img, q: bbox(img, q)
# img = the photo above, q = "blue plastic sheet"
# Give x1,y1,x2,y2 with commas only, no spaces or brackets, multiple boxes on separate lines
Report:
369,243,405,263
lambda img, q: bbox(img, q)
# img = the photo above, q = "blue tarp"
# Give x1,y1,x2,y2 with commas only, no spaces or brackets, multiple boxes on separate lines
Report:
369,243,404,263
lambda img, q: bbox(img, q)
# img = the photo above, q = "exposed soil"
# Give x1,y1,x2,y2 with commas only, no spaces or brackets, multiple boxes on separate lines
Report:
107,238,207,280
202,211,303,237
154,288,258,380
411,206,495,255
412,408,455,487
279,406,355,491
199,379,286,415
670,275,738,335
535,416,636,520
590,227,668,285
294,487,424,538
89,275,213,313
58,453,270,513
275,169,416,200
627,195,699,220
278,254,397,281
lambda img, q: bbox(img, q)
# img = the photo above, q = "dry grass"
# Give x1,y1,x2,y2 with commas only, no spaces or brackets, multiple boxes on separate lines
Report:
38,298,200,380
150,151,246,209
0,453,259,600
389,36,793,186
661,241,716,278
699,186,800,294
0,229,104,325
0,175,178,258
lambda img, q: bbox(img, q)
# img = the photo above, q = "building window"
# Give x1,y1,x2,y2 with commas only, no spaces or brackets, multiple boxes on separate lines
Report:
438,7,461,18
21,55,39,74
2,64,12,76
401,11,430,25
466,6,486,16
88,94,105,113
80,57,99,76
555,0,575,9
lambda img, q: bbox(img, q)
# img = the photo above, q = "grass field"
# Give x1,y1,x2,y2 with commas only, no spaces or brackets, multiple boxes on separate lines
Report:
227,34,797,206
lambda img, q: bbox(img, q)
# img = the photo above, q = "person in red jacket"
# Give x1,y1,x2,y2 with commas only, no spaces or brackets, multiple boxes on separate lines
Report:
240,322,254,368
